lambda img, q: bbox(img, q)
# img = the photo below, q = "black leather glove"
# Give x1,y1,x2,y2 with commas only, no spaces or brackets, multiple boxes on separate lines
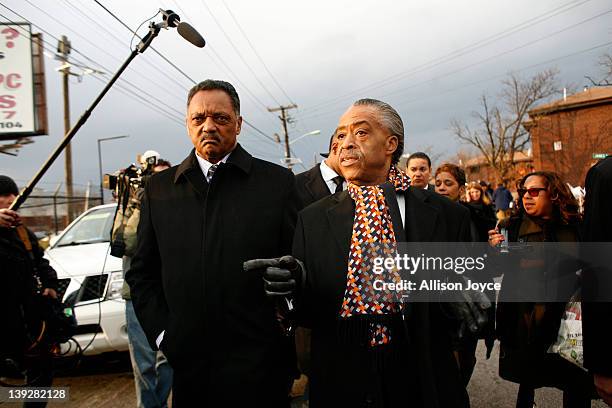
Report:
443,276,493,341
243,255,305,297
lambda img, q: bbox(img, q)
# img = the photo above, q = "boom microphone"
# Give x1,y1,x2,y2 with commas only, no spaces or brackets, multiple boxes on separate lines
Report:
158,10,205,48
177,22,206,48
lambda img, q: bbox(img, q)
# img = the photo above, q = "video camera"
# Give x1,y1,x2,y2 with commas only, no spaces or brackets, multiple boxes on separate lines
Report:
106,151,160,258
103,150,160,191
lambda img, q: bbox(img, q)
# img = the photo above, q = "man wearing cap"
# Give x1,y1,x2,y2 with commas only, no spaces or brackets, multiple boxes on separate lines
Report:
295,132,345,208
0,175,58,399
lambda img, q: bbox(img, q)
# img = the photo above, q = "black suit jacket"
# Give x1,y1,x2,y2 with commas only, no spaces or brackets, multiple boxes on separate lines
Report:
295,164,333,208
293,186,471,408
126,144,300,405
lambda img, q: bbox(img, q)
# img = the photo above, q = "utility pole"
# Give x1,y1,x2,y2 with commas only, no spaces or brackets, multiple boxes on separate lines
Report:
268,103,298,169
57,35,74,222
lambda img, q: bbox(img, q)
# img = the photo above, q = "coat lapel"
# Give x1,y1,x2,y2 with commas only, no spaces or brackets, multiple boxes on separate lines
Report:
404,188,439,242
326,191,354,257
174,150,209,198
305,166,330,202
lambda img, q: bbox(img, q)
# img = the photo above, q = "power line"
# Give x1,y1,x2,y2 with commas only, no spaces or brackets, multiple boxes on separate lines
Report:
61,0,189,95
0,15,185,125
300,0,593,114
199,0,283,106
393,41,612,110
220,0,295,105
301,39,612,124
13,1,187,119
160,0,283,130
92,0,279,145
299,7,612,121
92,0,196,85
378,8,612,99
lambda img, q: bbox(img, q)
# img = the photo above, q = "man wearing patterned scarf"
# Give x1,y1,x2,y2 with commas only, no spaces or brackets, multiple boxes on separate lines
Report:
247,98,473,407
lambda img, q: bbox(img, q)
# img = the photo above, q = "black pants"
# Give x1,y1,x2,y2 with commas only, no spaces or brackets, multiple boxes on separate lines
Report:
23,352,53,408
171,367,290,408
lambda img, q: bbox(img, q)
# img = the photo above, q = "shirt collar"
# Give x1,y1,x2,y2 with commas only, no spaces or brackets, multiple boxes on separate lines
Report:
319,159,340,182
195,150,231,178
173,143,253,184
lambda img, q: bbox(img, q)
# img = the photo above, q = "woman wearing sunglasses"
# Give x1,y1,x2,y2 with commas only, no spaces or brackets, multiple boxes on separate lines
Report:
488,171,594,408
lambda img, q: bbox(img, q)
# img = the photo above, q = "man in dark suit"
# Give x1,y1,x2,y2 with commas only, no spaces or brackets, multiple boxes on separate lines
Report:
405,151,435,191
126,79,300,407
247,98,472,407
295,132,345,207
582,156,612,406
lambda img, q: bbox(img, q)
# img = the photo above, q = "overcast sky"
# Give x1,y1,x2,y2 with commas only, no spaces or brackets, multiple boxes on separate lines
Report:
0,0,610,194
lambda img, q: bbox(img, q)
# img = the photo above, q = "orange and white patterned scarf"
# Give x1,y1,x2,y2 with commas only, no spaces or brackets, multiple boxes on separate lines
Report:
340,166,411,346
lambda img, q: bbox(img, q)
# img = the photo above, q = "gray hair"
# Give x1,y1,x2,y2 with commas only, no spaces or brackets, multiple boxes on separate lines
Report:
352,98,404,165
187,79,240,116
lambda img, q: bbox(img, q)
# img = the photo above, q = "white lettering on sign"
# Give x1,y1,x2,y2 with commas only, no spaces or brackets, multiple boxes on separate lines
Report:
0,23,34,134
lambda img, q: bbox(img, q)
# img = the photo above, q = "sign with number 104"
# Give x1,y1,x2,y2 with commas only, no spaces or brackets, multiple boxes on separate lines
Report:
0,23,35,135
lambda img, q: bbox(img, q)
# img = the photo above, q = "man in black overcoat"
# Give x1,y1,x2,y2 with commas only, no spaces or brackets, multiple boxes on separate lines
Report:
248,98,473,407
126,80,301,407
582,156,612,406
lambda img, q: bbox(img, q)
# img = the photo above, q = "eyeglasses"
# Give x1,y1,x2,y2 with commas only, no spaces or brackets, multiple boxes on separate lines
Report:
518,187,547,198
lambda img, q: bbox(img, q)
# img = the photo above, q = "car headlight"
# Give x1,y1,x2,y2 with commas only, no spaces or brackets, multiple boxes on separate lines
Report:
106,271,124,300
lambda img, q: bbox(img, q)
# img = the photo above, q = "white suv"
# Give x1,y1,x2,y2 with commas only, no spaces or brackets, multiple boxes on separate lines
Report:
45,204,128,355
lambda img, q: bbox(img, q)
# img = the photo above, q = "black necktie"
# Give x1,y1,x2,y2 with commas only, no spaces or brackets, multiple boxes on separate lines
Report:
207,164,219,182
332,176,344,193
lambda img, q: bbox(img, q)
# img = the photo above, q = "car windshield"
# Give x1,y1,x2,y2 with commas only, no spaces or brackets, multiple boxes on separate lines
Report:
55,206,116,247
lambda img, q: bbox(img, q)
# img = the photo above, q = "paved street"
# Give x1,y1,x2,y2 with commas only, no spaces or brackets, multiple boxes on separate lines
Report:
2,342,607,407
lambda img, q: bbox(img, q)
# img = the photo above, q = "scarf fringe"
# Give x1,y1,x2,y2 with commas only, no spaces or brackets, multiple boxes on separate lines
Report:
336,314,408,373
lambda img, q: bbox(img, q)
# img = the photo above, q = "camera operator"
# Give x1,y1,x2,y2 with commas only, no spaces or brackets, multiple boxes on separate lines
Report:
111,152,174,408
0,175,58,406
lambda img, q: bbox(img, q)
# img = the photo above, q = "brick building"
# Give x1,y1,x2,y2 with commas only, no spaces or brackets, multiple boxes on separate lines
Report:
463,152,535,188
524,87,612,186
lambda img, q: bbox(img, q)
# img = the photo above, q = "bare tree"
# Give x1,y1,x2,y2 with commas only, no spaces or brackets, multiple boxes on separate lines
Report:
585,52,612,86
451,69,559,182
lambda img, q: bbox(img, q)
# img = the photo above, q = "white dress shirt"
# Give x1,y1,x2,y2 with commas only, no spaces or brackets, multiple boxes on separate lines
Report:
319,160,346,193
195,151,232,182
397,194,406,226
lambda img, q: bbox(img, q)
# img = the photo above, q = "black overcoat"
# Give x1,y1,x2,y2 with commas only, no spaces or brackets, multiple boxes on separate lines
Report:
582,157,612,377
126,144,301,406
293,186,472,408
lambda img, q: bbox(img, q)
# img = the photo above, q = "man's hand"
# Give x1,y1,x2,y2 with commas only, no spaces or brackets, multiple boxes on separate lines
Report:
243,255,304,297
594,374,612,406
42,288,58,299
0,208,20,228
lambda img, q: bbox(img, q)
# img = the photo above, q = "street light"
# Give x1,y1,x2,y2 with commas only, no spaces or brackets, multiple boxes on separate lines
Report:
97,135,129,204
289,129,321,145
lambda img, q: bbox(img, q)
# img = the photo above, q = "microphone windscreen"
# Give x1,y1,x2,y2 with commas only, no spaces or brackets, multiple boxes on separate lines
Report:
177,22,206,48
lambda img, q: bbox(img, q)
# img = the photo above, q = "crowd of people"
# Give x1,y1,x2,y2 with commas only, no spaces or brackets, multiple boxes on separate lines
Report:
1,78,611,408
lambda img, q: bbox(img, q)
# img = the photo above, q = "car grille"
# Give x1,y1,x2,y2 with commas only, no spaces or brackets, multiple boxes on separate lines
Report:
78,274,109,302
56,278,71,299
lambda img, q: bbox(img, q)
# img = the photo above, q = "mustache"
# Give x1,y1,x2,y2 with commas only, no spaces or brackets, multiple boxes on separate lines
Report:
199,132,220,143
339,148,362,160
